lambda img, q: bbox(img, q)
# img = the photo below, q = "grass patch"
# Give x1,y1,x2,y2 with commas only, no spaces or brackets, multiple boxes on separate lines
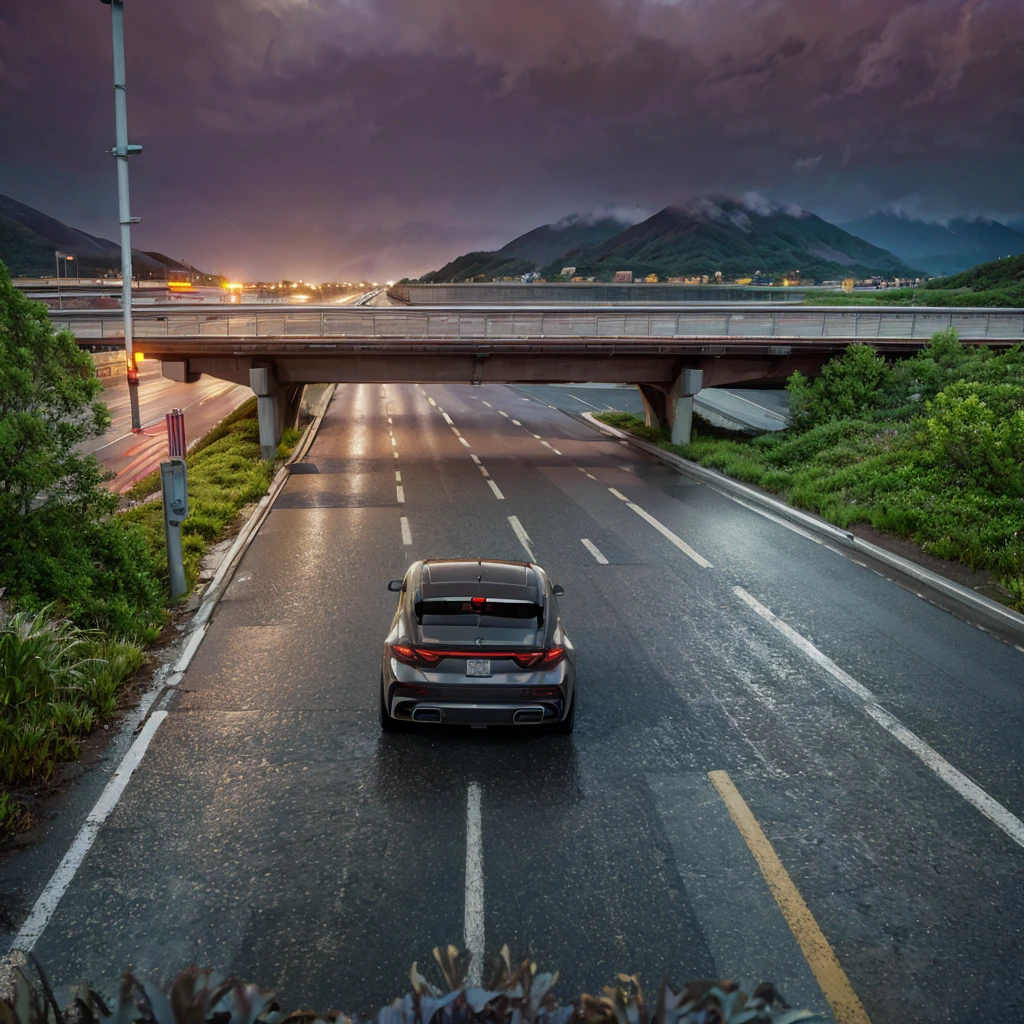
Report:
119,402,302,594
596,408,1024,610
0,605,145,832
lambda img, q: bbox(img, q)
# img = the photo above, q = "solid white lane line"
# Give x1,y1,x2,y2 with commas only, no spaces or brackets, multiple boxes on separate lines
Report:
581,539,609,564
174,624,208,673
512,419,522,426
442,412,454,425
465,781,485,986
508,515,534,560
470,453,482,464
396,485,405,504
628,503,714,568
733,586,1024,850
608,487,630,501
395,471,402,482
5,711,168,959
499,410,509,418
459,437,471,448
488,479,505,500
400,516,413,546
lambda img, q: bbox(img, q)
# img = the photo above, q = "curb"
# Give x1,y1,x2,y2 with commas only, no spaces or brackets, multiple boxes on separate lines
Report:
582,411,1024,648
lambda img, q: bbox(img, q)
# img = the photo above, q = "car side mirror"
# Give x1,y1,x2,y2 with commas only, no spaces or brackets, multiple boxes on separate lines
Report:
387,580,404,592
552,584,564,597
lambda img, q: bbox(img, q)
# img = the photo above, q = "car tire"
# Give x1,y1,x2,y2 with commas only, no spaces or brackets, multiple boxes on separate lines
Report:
379,676,402,733
551,688,576,735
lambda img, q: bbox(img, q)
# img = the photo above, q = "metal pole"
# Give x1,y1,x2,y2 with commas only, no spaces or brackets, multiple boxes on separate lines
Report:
55,252,62,309
109,0,142,430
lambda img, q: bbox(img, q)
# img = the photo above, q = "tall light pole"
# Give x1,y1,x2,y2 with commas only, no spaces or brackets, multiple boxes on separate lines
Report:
101,0,143,430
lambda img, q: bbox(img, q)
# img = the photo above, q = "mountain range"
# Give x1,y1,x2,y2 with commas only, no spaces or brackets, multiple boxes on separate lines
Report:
422,198,919,283
0,193,217,281
840,213,1024,277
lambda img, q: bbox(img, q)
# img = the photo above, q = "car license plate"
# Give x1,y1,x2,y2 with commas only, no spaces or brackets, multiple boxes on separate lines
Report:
466,659,491,677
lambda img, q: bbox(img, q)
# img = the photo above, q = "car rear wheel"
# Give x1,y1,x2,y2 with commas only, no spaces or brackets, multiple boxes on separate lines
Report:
379,676,402,733
551,689,576,735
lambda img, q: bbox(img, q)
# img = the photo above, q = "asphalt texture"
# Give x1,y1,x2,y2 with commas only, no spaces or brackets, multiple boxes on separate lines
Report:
6,382,1024,1023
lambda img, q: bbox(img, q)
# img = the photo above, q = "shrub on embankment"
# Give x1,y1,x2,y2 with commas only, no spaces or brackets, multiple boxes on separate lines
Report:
598,329,1024,609
0,258,298,833
3,944,826,1024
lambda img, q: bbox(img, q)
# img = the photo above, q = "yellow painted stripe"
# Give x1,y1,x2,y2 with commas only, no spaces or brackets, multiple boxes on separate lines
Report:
708,770,871,1024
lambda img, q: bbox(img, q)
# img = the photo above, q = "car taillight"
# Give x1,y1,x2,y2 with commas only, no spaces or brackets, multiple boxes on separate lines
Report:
414,647,443,666
390,643,418,666
513,647,565,669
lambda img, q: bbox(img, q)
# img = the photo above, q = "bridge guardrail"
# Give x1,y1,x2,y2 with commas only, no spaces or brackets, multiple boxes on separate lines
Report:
50,304,1024,343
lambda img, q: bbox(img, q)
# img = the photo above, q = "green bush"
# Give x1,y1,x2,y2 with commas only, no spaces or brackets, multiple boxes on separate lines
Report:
594,330,1024,609
0,604,145,830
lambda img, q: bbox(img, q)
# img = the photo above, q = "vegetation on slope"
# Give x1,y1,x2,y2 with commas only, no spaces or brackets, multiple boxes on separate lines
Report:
598,330,1024,609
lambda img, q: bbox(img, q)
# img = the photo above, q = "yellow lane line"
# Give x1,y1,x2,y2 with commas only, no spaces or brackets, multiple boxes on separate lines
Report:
708,770,871,1024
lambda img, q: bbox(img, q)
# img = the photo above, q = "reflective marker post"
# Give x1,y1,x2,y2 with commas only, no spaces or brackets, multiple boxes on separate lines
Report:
161,408,189,599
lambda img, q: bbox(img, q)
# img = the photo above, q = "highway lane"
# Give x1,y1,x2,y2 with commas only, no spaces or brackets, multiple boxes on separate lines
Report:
8,382,1024,1023
83,363,252,491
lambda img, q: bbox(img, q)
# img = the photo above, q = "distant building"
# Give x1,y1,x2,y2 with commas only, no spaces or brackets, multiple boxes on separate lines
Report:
613,270,633,283
561,266,576,277
520,271,540,283
644,273,659,283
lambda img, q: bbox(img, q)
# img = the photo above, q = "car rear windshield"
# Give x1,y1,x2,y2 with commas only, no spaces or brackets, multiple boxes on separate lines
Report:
417,598,542,627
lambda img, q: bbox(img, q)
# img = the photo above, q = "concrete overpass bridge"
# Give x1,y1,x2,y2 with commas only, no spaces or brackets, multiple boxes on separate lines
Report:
55,303,1024,454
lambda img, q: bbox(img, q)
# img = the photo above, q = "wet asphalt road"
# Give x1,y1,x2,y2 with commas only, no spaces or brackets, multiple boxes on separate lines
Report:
8,382,1024,1022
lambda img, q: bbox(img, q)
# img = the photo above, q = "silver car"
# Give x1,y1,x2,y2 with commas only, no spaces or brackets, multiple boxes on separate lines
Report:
379,558,576,733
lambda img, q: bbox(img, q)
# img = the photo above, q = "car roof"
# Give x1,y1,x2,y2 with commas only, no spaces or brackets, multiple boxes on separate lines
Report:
418,559,541,602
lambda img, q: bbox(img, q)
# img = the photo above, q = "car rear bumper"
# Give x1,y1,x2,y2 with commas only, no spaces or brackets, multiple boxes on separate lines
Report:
390,699,562,725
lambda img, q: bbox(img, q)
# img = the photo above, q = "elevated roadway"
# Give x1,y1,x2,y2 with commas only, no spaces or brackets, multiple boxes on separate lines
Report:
54,302,1023,450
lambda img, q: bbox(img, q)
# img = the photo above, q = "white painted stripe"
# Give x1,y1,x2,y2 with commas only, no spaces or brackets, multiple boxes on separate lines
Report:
581,538,609,564
532,433,542,439
390,436,396,446
608,487,629,501
482,401,492,408
387,417,393,424
428,396,436,406
733,587,1024,850
586,473,597,480
442,412,454,425
551,448,562,456
470,453,481,464
508,515,534,560
452,428,462,437
464,781,485,986
174,625,207,673
540,440,553,449
459,437,471,448
488,479,505,500
512,419,522,426
627,503,714,568
395,471,402,482
479,466,490,477
393,451,399,459
4,711,168,959
400,516,413,546
396,485,405,504
499,410,509,418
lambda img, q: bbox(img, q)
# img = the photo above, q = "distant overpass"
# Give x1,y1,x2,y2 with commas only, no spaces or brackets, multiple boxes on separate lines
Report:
54,303,1023,453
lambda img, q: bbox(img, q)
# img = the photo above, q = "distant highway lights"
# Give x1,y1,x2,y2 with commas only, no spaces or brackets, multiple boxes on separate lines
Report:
100,0,143,430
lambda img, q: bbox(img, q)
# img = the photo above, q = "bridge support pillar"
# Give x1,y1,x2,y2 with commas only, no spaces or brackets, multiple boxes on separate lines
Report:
249,366,303,461
669,369,703,446
637,384,667,428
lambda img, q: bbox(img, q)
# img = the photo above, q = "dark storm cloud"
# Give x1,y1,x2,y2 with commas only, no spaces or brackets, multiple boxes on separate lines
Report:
1,0,1022,279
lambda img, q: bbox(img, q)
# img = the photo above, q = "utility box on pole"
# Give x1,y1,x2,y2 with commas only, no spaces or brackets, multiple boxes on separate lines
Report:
161,458,189,600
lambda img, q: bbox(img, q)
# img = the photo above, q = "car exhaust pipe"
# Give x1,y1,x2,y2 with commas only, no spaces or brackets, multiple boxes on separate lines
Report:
513,707,545,724
412,706,443,723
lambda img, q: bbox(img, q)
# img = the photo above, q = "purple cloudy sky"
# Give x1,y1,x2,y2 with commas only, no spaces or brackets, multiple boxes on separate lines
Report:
1,0,1021,280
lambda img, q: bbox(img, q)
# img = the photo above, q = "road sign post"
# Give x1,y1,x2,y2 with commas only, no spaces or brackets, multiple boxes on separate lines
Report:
160,458,189,600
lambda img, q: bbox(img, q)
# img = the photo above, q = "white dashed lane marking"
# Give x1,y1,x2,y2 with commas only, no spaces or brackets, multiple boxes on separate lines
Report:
487,479,505,500
400,517,413,546
581,539,609,564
